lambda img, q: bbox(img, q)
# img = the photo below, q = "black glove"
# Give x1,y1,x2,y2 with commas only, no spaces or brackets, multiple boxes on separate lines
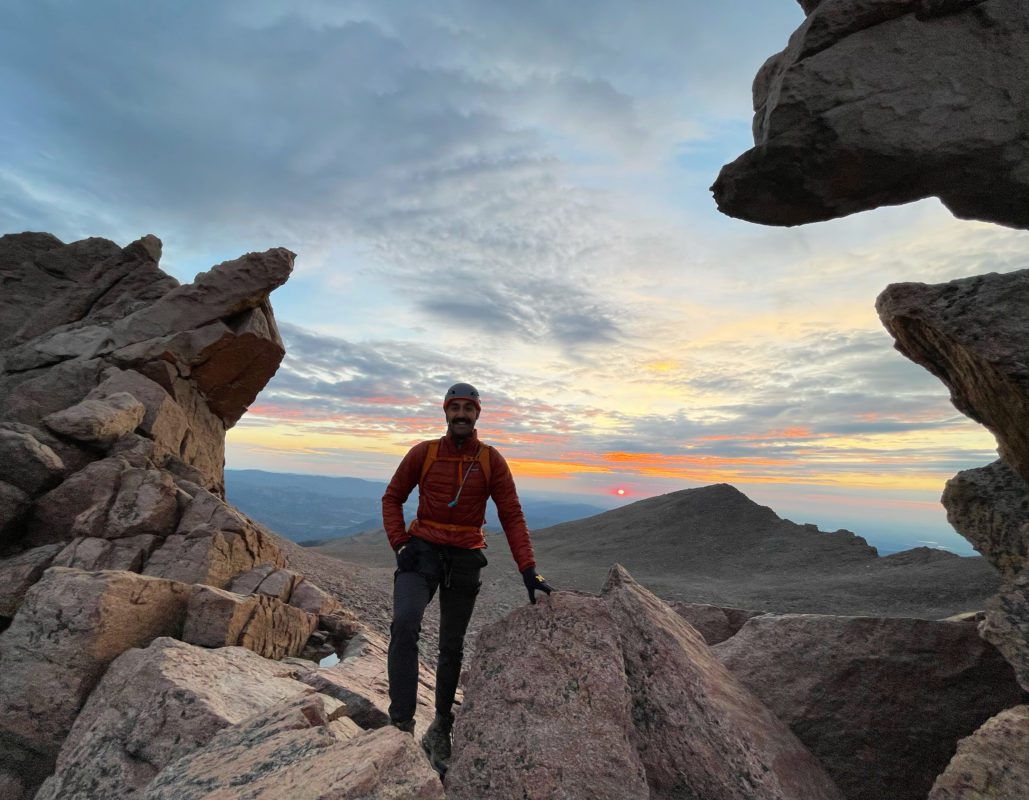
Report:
521,567,554,604
396,542,418,572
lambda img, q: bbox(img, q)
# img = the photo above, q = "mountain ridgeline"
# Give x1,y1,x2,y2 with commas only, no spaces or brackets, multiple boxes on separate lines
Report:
315,482,998,618
225,468,606,544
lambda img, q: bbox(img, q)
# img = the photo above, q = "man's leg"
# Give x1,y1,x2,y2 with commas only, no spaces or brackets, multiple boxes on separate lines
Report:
387,569,435,727
434,571,481,716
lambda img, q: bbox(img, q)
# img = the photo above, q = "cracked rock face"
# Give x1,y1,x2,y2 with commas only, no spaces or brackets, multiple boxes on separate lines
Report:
877,270,1029,486
712,0,1029,229
0,232,293,493
449,568,843,800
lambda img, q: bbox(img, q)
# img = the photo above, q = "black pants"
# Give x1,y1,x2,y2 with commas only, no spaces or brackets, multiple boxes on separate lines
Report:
387,536,487,723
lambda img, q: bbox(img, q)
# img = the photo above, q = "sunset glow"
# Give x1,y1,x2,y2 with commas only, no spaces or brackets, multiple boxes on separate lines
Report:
4,1,1019,555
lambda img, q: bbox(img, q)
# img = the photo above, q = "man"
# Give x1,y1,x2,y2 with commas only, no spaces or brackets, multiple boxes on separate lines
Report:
381,382,553,773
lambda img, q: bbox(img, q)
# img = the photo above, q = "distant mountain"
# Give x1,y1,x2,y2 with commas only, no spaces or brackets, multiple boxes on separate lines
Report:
522,483,995,615
224,469,606,543
314,482,998,619
225,470,386,542
532,483,881,575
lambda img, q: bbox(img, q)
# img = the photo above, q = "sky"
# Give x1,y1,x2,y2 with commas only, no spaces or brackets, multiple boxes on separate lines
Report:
3,1,1022,554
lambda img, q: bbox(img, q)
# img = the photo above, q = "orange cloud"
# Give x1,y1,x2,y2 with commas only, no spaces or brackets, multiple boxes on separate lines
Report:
698,427,816,442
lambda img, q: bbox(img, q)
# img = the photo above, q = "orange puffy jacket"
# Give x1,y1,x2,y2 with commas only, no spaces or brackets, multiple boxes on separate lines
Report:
381,430,536,573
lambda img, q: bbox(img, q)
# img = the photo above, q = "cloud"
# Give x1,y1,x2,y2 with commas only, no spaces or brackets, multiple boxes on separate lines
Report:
240,321,995,492
1,0,805,355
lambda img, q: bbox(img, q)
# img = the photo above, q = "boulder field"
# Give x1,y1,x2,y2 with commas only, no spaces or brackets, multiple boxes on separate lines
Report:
715,1,1029,796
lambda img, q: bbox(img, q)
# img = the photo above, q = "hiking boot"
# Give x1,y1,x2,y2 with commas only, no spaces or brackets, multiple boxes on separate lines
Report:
420,712,454,774
392,718,415,735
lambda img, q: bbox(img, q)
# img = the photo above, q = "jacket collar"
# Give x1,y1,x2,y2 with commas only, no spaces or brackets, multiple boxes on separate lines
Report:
444,428,479,452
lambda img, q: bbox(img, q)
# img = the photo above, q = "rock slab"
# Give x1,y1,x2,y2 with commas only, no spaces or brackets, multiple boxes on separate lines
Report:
713,0,1029,230
182,584,318,660
878,270,1029,486
714,613,1023,800
35,638,318,800
928,704,1029,800
603,565,843,800
142,693,444,800
0,569,189,794
447,592,650,800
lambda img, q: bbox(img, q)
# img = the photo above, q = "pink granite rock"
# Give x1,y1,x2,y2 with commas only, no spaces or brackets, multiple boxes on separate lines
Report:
143,524,285,588
43,391,145,445
35,637,318,800
714,612,1022,800
182,584,318,660
91,368,189,464
928,704,1029,800
668,600,766,644
603,565,843,800
293,629,437,733
52,535,160,572
0,569,190,795
289,578,342,615
143,700,443,800
230,565,303,600
24,456,128,546
448,592,650,800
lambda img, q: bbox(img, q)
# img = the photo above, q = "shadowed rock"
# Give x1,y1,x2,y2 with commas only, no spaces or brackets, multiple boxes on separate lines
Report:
0,543,63,617
878,271,1029,485
928,704,1029,800
714,612,1023,800
944,460,1029,580
0,428,63,495
0,233,293,493
294,629,438,733
713,0,1029,229
669,600,766,644
879,272,1029,694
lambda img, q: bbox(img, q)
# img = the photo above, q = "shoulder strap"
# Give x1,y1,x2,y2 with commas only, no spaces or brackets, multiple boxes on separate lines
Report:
419,439,441,487
478,443,492,486
419,439,493,487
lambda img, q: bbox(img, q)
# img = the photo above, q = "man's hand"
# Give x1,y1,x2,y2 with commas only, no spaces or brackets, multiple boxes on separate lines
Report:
396,543,418,572
521,567,554,604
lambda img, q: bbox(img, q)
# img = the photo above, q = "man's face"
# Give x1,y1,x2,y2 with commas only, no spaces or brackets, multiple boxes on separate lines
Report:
446,399,479,437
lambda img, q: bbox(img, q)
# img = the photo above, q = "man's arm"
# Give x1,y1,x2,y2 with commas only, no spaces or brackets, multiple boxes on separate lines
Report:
488,448,536,573
382,442,430,551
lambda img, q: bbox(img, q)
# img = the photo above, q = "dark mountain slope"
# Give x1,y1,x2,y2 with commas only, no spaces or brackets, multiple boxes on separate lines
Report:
315,483,998,619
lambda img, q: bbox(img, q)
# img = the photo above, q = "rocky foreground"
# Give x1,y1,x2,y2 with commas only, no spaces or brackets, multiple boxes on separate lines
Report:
0,230,1025,800
2,3,1029,789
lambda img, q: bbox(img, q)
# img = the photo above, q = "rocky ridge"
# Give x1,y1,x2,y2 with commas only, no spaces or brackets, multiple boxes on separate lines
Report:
0,233,442,799
716,1,1029,796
